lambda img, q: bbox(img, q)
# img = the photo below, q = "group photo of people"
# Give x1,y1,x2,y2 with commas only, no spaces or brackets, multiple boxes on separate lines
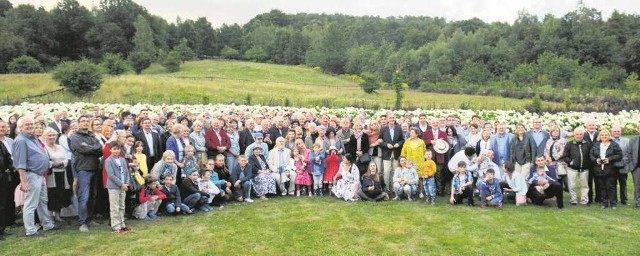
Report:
0,105,639,238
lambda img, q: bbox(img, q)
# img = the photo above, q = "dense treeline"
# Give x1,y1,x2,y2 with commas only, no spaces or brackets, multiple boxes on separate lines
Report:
1,0,640,106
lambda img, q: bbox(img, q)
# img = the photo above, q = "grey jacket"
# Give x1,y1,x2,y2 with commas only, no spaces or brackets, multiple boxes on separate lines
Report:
625,135,640,173
69,130,103,171
105,156,130,190
613,137,629,171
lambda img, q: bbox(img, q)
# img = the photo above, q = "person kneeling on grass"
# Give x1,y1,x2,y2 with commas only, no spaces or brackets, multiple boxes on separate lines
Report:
450,161,474,206
392,156,419,201
160,175,192,215
478,169,503,208
104,141,131,233
136,176,166,220
181,168,211,212
526,159,564,209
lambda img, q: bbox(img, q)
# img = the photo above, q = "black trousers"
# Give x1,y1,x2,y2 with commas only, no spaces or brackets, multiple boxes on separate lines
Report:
435,164,449,196
0,172,14,232
453,186,474,205
597,174,618,207
527,182,564,208
588,168,601,203
617,172,628,204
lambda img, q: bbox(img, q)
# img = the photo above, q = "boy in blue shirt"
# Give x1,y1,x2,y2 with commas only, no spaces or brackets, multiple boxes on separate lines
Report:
479,169,503,208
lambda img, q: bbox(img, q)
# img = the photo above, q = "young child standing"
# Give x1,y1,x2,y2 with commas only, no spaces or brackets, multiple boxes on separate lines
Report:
183,145,199,174
133,141,148,177
292,148,312,197
104,141,131,233
323,147,340,196
136,176,166,220
309,143,326,196
421,151,437,205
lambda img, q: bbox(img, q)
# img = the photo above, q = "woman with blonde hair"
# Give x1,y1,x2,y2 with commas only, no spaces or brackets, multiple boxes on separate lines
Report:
43,127,71,222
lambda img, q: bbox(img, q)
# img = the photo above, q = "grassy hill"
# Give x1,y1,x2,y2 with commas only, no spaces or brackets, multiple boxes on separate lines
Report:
0,60,562,110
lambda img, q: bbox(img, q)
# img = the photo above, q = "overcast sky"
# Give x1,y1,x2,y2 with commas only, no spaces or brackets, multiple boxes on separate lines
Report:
10,0,640,28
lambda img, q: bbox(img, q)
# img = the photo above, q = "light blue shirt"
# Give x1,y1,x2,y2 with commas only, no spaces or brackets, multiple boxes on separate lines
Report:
13,133,49,175
143,129,155,157
495,133,510,161
530,129,545,147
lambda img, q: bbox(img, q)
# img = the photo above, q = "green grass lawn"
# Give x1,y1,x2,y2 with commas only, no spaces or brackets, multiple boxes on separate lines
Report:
0,60,563,110
1,194,638,255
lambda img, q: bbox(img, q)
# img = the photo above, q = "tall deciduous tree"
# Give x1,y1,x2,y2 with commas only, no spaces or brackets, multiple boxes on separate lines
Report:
51,0,93,61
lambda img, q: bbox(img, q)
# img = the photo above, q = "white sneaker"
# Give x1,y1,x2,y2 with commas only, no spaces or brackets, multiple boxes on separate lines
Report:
79,224,89,232
245,198,254,203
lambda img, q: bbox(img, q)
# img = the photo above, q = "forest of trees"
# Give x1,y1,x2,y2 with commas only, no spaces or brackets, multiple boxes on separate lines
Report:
2,0,640,110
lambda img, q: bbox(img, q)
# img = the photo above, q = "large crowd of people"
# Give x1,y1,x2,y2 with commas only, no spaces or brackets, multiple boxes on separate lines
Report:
0,106,638,238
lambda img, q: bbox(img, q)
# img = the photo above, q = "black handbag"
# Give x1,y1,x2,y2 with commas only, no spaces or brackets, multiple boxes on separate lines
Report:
359,153,371,164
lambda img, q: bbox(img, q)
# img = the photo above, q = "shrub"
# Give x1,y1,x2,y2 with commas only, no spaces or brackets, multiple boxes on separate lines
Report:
52,59,103,97
128,51,152,74
244,46,269,62
221,46,240,60
7,55,43,73
102,53,128,75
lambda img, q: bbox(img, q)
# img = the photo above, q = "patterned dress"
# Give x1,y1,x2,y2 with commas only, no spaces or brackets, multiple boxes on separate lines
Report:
332,163,360,200
252,156,277,197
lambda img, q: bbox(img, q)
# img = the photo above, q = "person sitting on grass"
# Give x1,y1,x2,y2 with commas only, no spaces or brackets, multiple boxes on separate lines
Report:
450,161,474,206
332,153,360,201
358,162,388,201
159,175,192,215
181,168,210,212
104,141,131,233
478,169,503,208
136,176,166,220
199,169,222,208
392,156,419,201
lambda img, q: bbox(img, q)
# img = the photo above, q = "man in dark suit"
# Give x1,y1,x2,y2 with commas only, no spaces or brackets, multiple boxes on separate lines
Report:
239,119,255,156
423,118,449,196
268,116,288,145
584,119,600,204
625,123,640,208
380,112,404,192
134,117,162,169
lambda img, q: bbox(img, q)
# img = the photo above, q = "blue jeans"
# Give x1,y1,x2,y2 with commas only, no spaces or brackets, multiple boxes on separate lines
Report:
77,170,97,225
165,202,190,214
422,177,436,197
394,183,417,198
23,172,54,235
479,189,502,206
183,193,202,208
240,180,252,199
226,154,238,174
